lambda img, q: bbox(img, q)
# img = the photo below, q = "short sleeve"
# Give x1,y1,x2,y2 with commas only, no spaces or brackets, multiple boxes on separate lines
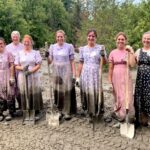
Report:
108,51,114,63
35,51,42,65
14,52,20,65
79,47,84,62
69,44,74,60
48,44,53,60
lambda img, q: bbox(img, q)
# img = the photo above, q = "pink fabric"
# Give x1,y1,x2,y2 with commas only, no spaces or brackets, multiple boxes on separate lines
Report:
109,49,135,120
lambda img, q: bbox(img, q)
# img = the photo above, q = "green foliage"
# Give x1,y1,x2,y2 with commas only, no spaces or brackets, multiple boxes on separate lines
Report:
0,0,149,50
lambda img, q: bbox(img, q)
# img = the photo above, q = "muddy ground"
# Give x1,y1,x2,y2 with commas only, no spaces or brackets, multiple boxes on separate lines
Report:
0,58,150,150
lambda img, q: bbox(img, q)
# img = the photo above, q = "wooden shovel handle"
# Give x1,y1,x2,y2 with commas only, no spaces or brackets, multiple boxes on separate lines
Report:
125,52,129,110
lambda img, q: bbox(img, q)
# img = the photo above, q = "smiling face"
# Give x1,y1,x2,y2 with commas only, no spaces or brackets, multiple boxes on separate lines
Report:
0,39,5,52
116,34,127,49
12,34,20,45
87,31,97,46
142,33,150,49
56,32,65,45
22,37,32,50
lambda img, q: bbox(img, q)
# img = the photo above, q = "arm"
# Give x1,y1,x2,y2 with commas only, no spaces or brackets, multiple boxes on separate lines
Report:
125,45,136,67
76,62,83,78
48,57,53,64
70,60,76,78
108,62,114,84
30,64,41,73
128,52,136,67
10,63,15,79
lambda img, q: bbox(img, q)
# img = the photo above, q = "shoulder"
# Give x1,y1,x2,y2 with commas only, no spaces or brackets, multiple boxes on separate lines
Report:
64,43,74,49
6,43,12,51
109,49,118,55
79,45,86,52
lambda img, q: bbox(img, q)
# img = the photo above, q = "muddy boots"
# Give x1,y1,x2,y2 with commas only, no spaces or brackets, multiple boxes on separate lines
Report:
23,110,35,125
0,99,7,121
5,100,15,121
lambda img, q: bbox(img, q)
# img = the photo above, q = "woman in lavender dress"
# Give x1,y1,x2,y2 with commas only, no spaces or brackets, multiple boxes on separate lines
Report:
15,35,43,122
76,29,107,121
0,37,15,121
6,31,24,111
47,30,76,120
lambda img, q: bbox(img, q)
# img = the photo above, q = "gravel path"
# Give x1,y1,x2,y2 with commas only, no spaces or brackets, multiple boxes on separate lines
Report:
0,60,150,150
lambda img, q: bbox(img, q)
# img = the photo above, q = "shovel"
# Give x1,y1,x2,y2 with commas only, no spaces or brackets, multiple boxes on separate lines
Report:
45,42,60,127
93,45,105,132
120,51,135,139
22,67,35,125
97,45,105,117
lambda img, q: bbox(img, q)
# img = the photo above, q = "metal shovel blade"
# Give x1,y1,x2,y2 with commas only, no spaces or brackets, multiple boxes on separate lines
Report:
120,122,135,139
46,111,60,127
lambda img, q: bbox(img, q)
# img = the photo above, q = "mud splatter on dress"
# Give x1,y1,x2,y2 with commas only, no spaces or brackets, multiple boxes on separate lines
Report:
6,43,24,104
134,49,150,124
79,44,107,116
14,50,43,111
109,49,135,120
0,50,14,104
48,43,75,115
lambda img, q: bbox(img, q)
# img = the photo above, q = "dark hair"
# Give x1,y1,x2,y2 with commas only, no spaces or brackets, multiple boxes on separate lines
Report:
115,32,127,41
87,29,97,38
0,37,5,44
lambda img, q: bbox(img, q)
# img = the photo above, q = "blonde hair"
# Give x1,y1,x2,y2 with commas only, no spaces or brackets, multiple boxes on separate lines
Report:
56,30,65,36
115,32,127,41
22,34,34,45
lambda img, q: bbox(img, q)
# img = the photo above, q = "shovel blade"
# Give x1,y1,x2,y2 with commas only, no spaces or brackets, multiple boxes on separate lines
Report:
46,112,60,127
120,123,135,139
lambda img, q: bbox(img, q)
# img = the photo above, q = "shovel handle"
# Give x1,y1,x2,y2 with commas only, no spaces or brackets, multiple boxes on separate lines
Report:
45,42,54,110
97,45,105,116
125,52,129,110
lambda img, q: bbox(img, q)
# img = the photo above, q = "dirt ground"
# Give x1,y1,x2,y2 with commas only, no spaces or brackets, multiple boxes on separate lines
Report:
0,59,150,150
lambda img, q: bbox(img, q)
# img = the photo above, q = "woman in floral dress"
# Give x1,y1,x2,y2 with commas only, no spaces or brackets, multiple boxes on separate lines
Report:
108,32,135,122
76,29,107,121
0,37,15,121
47,30,76,120
134,31,150,127
15,35,43,122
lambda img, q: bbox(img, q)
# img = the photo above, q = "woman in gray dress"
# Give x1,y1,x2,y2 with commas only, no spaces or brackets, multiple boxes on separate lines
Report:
46,30,76,120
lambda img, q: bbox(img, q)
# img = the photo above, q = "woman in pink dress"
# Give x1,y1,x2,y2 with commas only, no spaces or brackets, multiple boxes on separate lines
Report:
0,37,15,121
15,35,43,123
108,32,135,122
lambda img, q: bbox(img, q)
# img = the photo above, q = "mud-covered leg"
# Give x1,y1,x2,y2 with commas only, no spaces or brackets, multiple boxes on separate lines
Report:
22,110,30,125
29,110,35,125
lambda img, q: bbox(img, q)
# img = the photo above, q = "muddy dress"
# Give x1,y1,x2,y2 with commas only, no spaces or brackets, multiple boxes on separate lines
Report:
14,50,43,111
48,43,76,115
134,49,150,125
109,49,135,120
6,43,24,108
79,44,106,116
0,50,14,113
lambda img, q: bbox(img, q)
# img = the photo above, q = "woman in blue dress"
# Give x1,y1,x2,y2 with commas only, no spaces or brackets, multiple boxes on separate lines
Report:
76,29,107,121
